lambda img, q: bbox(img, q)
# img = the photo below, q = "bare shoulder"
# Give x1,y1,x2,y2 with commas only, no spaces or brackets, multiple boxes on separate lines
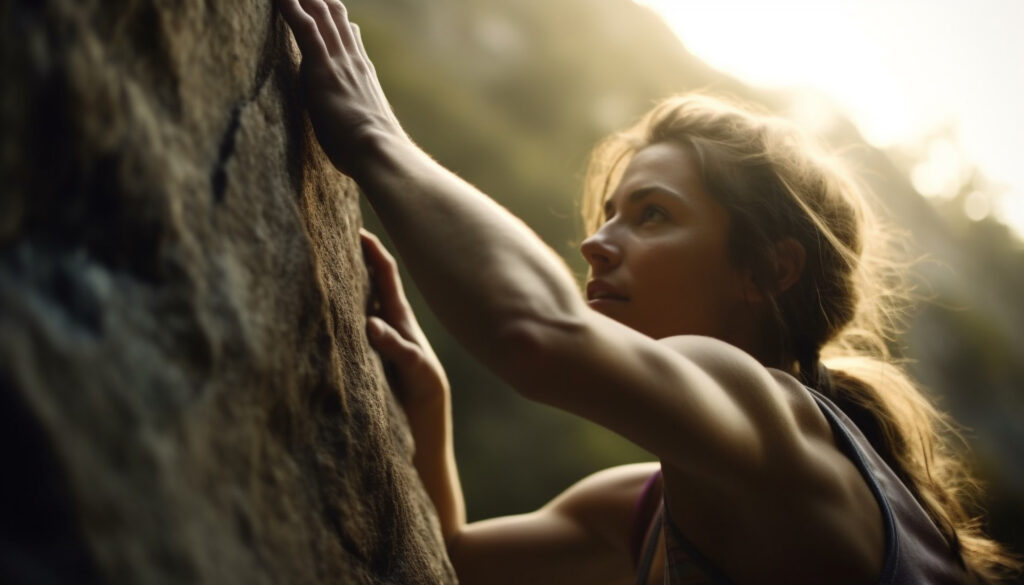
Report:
547,462,661,553
506,319,832,490
655,335,777,402
550,462,661,510
657,335,833,445
654,339,885,582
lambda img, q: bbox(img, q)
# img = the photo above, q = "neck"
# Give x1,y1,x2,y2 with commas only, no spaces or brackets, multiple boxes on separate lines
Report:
734,314,798,377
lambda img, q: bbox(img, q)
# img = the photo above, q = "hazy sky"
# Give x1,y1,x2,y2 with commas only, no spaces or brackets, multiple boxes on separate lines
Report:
635,0,1024,234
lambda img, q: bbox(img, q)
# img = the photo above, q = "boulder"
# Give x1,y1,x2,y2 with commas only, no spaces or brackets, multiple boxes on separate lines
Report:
0,1,454,583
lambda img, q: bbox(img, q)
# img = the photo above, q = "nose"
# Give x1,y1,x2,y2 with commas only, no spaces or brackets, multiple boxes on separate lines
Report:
580,229,622,273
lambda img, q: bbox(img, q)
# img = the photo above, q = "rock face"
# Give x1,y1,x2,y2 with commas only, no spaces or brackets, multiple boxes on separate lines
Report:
0,1,454,583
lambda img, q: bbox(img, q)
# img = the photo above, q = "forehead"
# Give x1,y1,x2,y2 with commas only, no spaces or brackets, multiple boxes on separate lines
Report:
606,142,706,204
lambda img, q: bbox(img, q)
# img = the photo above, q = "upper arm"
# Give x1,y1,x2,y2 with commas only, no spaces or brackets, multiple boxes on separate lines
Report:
497,312,812,485
449,463,659,585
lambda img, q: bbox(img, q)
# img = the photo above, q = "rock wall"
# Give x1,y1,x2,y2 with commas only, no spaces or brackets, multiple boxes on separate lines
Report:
0,1,454,583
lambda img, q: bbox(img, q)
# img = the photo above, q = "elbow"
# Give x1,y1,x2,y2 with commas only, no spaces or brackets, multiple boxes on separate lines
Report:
444,526,464,559
444,529,468,583
445,528,485,585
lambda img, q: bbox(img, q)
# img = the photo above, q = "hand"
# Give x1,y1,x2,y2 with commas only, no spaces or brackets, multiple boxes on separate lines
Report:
361,229,450,408
278,0,405,175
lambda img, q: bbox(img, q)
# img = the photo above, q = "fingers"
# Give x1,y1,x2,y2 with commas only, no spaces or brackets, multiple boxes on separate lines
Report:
326,0,358,55
297,0,344,56
278,0,332,62
348,23,402,130
360,229,416,335
350,23,373,71
367,316,425,368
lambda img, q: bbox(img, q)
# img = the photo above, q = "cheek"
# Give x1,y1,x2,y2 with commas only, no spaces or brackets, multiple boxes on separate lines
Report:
668,247,741,306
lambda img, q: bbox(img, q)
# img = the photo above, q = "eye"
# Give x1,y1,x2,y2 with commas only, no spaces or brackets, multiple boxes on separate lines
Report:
639,204,669,224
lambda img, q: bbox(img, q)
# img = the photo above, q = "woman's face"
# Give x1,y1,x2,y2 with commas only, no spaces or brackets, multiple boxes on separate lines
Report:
580,141,754,341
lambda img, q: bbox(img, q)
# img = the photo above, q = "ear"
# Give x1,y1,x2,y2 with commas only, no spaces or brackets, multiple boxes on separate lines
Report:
773,237,806,294
736,237,807,304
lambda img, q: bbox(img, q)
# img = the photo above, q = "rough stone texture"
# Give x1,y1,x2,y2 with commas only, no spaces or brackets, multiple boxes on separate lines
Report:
0,1,454,583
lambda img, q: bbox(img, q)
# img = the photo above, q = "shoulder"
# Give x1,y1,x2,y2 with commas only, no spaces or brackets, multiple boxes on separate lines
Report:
503,317,832,485
658,335,833,447
654,341,887,582
656,336,847,501
547,462,661,554
656,335,771,398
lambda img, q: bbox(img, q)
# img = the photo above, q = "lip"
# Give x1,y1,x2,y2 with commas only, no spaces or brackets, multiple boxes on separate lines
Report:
586,280,629,302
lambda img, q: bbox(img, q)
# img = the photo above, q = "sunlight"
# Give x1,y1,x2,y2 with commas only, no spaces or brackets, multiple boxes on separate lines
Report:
911,139,967,199
634,0,1024,235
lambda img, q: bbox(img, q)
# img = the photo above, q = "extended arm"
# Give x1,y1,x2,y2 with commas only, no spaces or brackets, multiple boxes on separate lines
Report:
278,0,584,369
282,4,890,583
278,0,778,474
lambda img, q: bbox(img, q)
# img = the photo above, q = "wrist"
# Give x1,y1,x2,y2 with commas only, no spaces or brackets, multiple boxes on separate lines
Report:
334,121,412,179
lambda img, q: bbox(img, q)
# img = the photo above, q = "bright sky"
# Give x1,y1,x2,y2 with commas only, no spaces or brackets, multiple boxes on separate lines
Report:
634,0,1024,235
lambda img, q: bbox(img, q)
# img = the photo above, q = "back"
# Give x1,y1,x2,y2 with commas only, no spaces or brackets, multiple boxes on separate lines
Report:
809,388,968,585
632,386,969,585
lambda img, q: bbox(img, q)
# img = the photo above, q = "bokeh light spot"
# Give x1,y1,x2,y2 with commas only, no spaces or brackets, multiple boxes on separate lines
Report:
964,190,991,221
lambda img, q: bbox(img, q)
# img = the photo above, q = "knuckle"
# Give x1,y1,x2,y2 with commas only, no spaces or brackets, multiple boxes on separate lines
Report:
298,14,318,31
310,1,331,18
379,247,398,269
326,0,346,15
384,258,400,278
395,339,425,364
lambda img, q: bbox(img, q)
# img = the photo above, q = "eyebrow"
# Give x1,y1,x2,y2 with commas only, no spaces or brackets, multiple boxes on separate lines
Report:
603,185,689,217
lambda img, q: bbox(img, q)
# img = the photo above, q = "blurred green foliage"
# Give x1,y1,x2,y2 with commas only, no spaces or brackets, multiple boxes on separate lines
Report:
345,0,1024,563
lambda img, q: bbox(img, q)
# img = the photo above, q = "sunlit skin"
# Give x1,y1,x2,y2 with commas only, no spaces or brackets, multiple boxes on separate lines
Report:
279,1,886,584
581,142,756,345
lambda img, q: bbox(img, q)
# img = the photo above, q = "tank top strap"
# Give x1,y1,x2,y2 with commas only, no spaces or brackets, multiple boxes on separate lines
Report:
803,386,968,584
661,498,739,585
633,385,965,585
633,501,664,585
630,468,664,567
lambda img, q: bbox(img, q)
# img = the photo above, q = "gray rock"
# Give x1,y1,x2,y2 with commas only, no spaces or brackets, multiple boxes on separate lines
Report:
0,1,454,583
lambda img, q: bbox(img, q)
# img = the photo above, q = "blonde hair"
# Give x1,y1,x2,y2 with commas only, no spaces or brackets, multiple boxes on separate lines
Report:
581,93,1019,583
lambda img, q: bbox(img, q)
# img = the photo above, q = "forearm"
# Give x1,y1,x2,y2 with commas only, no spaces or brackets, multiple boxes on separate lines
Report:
405,390,465,544
351,129,587,370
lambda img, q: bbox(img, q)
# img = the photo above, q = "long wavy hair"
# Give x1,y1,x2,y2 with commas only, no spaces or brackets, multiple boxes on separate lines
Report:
581,93,1019,583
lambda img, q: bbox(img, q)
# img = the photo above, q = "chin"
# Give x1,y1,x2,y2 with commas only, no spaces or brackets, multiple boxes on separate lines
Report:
587,302,669,339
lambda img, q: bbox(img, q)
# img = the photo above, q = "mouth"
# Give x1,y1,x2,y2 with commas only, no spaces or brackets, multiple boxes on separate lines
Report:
586,280,629,303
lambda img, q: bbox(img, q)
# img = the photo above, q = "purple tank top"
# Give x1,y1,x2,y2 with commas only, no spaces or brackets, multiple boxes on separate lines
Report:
632,387,969,585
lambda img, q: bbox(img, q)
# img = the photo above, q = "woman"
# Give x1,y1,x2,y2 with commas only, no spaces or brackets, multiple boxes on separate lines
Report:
278,1,1018,583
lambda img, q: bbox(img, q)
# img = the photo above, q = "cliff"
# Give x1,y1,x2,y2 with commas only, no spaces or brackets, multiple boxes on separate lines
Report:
0,1,454,583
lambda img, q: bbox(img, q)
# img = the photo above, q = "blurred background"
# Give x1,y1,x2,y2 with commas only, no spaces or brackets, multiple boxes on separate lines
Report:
344,0,1024,562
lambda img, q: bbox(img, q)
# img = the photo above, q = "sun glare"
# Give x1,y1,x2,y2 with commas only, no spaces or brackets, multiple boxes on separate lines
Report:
634,0,1024,235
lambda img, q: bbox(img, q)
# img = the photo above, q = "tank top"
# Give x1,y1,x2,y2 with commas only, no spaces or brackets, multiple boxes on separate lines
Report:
631,387,969,585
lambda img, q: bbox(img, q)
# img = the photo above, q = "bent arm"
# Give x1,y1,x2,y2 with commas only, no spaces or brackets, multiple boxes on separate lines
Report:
363,231,465,541
449,463,659,585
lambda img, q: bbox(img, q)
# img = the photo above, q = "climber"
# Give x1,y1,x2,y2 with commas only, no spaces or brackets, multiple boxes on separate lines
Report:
278,1,1019,583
